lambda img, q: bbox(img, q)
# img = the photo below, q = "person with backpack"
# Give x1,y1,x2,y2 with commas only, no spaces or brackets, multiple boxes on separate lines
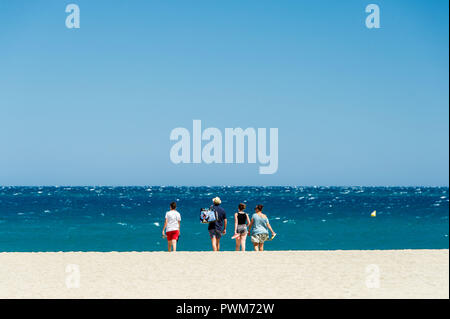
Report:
208,197,227,251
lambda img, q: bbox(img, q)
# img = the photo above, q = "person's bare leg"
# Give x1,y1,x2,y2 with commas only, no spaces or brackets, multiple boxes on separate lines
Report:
168,241,172,252
235,237,241,251
241,233,247,251
211,237,218,251
171,240,177,252
253,242,259,251
216,237,221,251
259,243,264,251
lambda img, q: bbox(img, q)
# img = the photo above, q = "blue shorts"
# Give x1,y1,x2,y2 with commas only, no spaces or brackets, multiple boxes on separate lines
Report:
209,229,222,239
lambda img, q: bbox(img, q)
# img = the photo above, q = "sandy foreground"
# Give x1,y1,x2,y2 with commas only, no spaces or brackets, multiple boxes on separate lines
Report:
0,249,448,299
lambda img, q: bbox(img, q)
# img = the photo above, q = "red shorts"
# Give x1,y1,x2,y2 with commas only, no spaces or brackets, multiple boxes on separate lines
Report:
166,230,180,241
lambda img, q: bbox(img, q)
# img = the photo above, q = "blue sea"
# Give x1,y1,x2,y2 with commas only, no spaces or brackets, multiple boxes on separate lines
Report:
0,186,448,252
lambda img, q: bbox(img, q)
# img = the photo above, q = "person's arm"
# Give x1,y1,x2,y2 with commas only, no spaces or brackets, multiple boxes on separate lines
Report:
246,214,251,226
223,218,227,234
162,218,168,236
178,214,181,232
266,219,276,236
234,213,238,234
248,218,254,234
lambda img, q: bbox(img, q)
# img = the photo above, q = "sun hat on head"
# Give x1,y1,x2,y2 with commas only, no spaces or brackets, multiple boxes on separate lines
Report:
212,197,221,205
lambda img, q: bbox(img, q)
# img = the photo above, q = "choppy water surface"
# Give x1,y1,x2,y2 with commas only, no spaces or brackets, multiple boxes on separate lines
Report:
0,186,448,251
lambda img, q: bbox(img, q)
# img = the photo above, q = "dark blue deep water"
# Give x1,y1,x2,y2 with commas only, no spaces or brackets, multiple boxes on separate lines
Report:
0,186,448,252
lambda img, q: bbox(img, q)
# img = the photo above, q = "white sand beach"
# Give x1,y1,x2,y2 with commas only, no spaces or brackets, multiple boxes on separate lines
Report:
0,249,448,299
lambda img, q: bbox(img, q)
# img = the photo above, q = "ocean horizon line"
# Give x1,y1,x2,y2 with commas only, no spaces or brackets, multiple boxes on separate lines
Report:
1,185,449,188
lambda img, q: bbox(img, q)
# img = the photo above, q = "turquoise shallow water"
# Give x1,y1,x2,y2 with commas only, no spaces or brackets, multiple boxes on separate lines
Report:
0,186,448,252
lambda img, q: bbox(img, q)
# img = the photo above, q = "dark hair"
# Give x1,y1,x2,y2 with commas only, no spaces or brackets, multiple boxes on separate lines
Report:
255,204,264,212
238,203,246,211
170,202,177,210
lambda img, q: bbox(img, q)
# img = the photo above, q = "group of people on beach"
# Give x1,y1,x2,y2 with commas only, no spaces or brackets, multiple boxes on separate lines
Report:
161,197,276,252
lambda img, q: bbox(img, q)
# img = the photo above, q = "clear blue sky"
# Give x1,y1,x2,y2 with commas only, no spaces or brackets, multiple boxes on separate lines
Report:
0,0,448,186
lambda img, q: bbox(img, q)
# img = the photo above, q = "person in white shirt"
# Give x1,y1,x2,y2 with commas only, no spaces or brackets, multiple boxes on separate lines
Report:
162,202,181,252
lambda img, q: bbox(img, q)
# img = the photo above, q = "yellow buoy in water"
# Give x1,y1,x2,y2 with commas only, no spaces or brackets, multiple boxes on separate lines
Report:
371,210,376,217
